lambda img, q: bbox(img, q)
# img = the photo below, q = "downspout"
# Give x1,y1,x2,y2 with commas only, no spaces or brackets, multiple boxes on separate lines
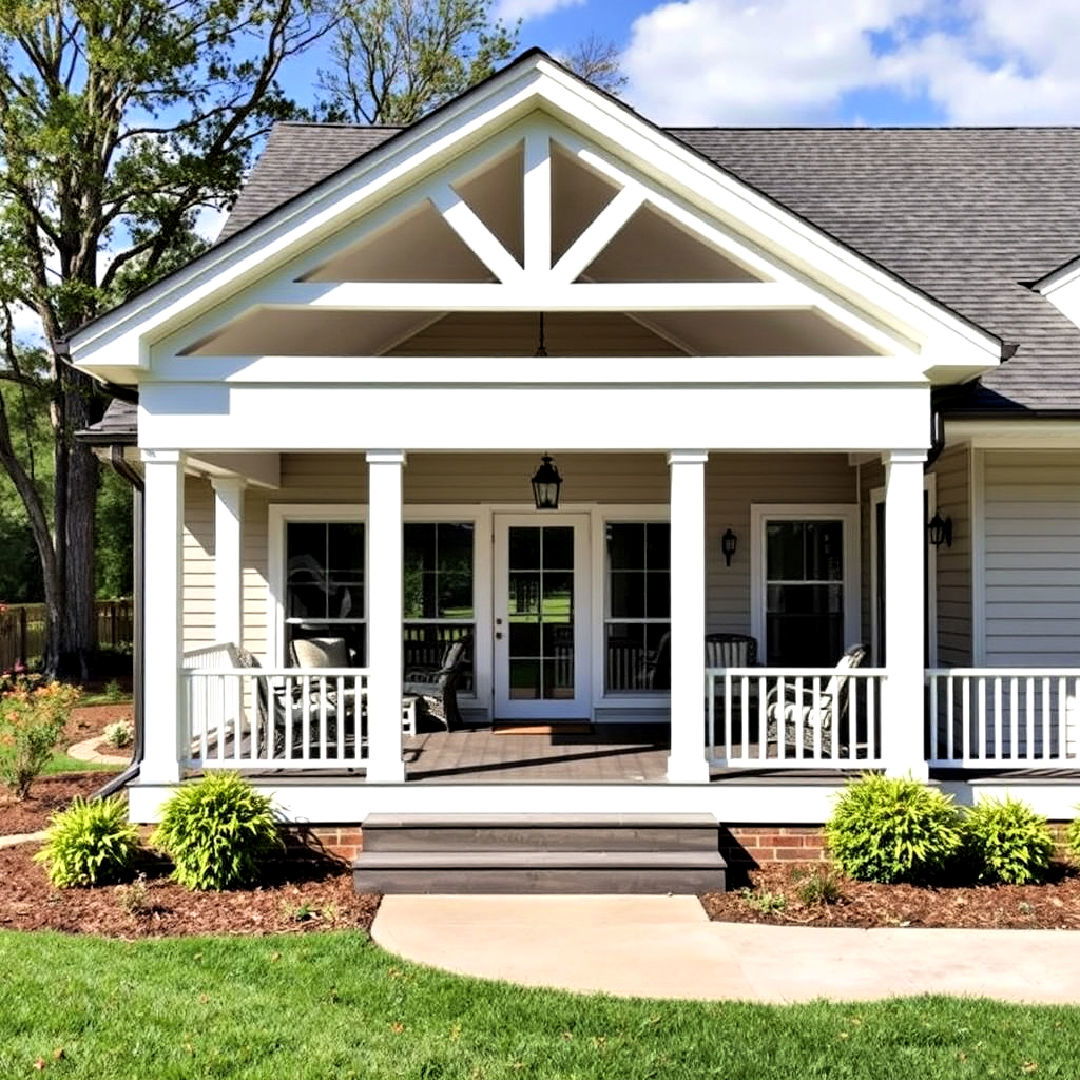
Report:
93,444,144,798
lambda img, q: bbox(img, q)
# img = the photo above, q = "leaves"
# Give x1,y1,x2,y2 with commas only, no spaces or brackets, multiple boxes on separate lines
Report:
960,798,1055,885
33,793,139,887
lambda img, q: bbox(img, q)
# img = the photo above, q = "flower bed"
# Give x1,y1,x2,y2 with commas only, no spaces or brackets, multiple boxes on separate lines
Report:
0,773,107,835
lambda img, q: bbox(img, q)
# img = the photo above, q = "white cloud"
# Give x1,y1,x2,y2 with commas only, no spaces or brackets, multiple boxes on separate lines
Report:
496,0,584,22
622,0,1080,125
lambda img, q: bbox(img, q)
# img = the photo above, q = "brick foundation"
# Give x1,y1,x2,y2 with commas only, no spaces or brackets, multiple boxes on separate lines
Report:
280,825,363,863
720,825,829,868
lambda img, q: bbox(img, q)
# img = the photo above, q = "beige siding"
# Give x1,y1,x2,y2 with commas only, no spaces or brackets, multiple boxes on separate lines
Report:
183,451,858,661
857,458,884,655
983,449,1080,666
933,444,971,666
706,453,857,637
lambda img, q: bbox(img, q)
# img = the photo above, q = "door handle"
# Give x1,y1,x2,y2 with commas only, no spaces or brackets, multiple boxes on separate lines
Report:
495,632,503,640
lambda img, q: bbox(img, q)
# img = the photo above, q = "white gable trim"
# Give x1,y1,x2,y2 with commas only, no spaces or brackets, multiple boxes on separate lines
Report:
71,51,1001,381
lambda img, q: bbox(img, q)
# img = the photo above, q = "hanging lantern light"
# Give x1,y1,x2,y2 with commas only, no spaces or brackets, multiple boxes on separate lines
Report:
531,454,562,510
927,512,952,547
721,527,737,566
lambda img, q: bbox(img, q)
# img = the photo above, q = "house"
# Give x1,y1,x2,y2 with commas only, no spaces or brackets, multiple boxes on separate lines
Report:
73,49,1080,890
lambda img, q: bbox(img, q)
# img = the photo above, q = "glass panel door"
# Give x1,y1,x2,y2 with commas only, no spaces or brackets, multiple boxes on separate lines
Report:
494,515,590,719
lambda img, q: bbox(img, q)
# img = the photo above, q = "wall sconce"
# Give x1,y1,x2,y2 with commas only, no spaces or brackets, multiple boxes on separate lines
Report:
927,512,952,548
530,453,562,510
721,527,737,566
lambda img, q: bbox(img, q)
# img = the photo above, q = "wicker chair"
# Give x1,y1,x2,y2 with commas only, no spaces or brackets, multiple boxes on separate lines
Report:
404,637,471,730
705,632,758,669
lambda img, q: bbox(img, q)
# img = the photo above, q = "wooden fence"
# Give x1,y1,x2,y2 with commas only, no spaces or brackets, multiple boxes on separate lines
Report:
0,599,133,671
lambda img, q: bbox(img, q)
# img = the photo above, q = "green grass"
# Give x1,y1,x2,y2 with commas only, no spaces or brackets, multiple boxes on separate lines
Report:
40,754,123,776
2,931,1080,1079
75,692,133,708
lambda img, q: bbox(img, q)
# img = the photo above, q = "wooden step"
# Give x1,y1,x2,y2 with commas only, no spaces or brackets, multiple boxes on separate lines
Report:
361,813,720,853
353,850,727,894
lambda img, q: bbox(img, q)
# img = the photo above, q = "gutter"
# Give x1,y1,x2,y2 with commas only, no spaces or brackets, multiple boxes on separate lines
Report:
92,445,145,798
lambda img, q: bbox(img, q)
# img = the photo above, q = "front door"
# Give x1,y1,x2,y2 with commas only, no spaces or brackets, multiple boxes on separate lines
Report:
493,515,591,719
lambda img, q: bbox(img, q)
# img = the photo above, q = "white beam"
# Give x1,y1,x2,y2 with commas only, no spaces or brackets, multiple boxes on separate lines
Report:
141,449,185,784
429,186,522,284
552,185,644,284
211,477,245,647
883,448,929,780
522,127,552,276
667,449,711,784
366,449,407,784
262,281,812,313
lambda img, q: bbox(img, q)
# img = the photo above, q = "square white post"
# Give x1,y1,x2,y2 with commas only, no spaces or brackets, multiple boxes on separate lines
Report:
366,450,407,783
211,477,245,647
883,448,929,780
141,449,185,784
667,450,711,783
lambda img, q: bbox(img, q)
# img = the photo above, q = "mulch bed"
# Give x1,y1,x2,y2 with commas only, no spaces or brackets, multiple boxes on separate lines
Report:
701,861,1080,930
0,844,381,938
64,703,132,747
0,773,109,836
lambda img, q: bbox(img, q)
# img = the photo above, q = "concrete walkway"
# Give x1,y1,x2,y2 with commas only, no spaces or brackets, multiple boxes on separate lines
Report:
0,830,46,849
65,734,129,766
372,894,1080,1004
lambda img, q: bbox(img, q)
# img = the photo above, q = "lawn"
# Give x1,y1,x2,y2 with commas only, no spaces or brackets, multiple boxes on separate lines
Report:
40,754,122,775
3,931,1080,1079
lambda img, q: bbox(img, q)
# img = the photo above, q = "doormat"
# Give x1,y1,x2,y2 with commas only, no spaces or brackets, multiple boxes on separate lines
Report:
493,722,593,735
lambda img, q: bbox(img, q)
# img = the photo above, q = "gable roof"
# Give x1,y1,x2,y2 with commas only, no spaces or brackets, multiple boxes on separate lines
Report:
218,121,1080,415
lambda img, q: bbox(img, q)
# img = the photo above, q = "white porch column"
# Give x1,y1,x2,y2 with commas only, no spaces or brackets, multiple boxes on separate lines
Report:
141,449,185,784
365,450,407,783
211,477,245,647
883,448,929,780
667,450,711,784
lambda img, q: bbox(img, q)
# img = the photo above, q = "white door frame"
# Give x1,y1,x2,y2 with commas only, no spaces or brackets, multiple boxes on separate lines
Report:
493,512,593,720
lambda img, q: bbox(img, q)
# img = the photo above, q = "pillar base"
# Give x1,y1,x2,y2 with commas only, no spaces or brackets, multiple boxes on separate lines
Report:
666,754,711,784
365,759,407,785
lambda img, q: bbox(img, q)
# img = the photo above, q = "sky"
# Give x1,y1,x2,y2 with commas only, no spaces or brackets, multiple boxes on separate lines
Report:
484,0,1080,126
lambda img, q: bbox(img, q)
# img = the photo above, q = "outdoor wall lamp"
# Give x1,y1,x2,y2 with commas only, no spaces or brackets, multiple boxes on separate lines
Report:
721,527,738,566
531,454,562,510
927,512,953,548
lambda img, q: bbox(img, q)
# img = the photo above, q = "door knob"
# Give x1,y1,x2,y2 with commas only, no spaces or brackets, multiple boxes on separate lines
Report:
496,632,503,640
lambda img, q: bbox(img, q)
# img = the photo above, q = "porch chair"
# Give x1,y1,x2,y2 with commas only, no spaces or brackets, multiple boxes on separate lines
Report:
404,637,471,731
765,643,867,756
705,632,758,669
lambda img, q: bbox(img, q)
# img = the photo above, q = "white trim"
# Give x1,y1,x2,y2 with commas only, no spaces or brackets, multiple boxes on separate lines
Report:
970,446,987,665
946,419,1080,449
551,184,645,284
749,503,862,665
868,476,938,667
430,184,523,283
521,125,552,276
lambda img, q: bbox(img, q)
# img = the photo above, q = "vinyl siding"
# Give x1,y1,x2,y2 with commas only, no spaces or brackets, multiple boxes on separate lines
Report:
932,444,971,666
182,451,858,661
983,449,1080,667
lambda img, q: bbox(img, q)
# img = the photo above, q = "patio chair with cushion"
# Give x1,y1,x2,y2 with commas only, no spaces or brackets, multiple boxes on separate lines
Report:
765,643,867,756
404,637,471,731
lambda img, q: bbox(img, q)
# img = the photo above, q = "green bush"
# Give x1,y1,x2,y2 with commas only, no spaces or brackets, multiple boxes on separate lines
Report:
826,773,963,884
151,772,281,890
960,798,1054,885
0,680,80,799
34,796,139,888
1067,814,1080,864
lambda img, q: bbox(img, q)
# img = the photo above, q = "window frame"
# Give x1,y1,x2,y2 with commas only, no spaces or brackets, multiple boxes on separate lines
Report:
749,504,861,667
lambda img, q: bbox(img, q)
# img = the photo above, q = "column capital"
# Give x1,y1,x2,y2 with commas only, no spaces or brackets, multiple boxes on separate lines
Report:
140,448,182,465
210,474,247,494
366,449,407,465
667,449,709,466
882,448,928,466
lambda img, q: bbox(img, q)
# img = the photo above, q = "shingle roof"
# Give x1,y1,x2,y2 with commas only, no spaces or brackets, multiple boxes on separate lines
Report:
77,398,137,443
216,122,1080,414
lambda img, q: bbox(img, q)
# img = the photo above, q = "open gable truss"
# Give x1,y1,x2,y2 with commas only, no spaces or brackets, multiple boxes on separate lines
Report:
71,50,1002,384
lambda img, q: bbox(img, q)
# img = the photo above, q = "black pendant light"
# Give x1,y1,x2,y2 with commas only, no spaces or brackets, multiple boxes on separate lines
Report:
531,453,562,510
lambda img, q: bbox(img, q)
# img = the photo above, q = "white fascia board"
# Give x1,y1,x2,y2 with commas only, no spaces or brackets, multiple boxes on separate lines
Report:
187,452,281,488
147,353,931,386
137,382,930,452
1034,258,1080,328
946,418,1080,448
72,52,1000,382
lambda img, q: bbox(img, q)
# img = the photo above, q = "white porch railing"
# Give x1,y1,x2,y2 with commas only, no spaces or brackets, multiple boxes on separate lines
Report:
182,668,369,770
926,669,1080,768
707,667,887,769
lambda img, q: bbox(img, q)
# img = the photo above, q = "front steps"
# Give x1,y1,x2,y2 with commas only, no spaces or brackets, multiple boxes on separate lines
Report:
352,813,727,894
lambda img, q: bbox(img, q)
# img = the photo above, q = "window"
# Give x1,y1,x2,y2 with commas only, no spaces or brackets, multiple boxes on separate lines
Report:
403,523,475,691
285,521,366,664
604,522,670,693
764,519,845,666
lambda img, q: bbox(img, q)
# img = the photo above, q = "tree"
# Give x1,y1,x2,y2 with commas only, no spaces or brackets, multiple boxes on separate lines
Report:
561,35,627,96
320,0,518,125
0,0,333,675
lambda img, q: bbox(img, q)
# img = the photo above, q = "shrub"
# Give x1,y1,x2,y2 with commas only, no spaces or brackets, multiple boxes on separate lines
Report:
826,773,963,884
0,680,80,799
34,796,139,888
151,772,281,890
961,798,1054,885
794,867,844,906
103,719,134,749
1067,813,1080,864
